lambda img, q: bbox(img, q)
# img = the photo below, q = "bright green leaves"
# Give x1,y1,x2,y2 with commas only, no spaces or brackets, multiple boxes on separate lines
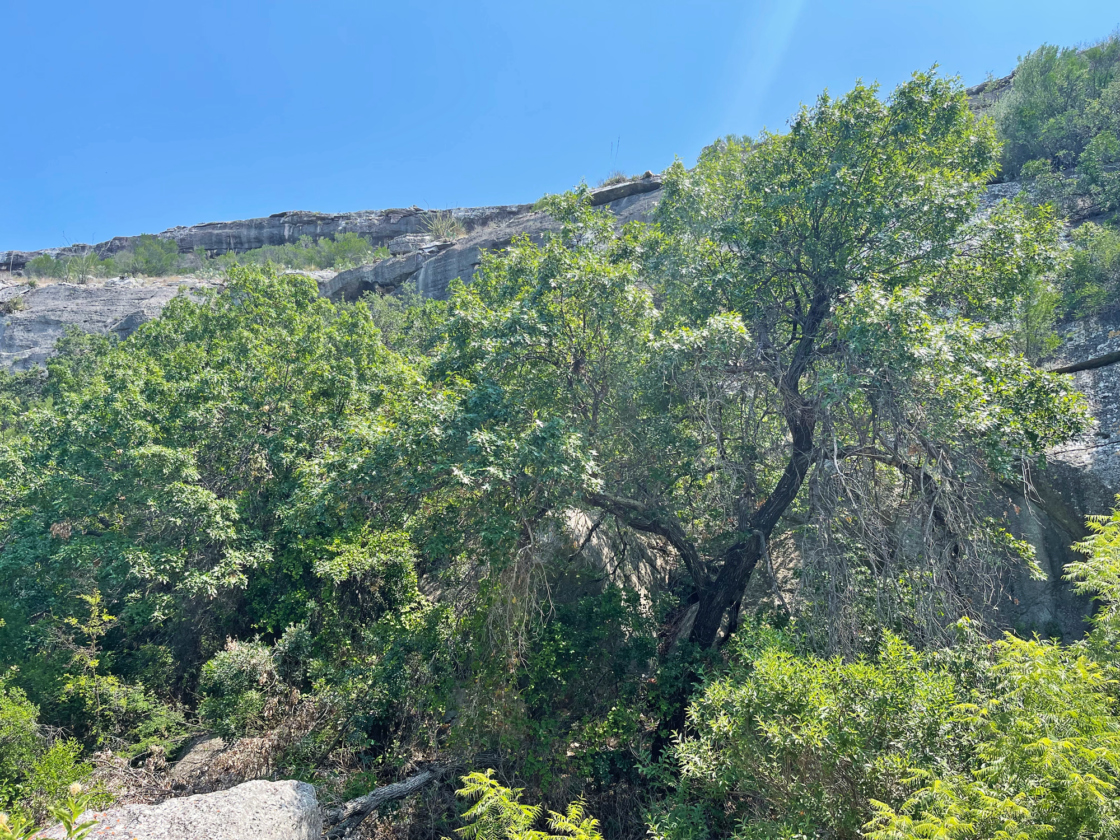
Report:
866,636,1120,840
996,36,1120,177
655,72,999,323
0,265,420,678
451,769,605,840
1066,501,1120,641
663,619,1120,840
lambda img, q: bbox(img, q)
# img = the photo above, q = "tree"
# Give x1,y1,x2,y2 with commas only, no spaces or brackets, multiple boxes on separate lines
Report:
0,266,416,689
439,72,1083,678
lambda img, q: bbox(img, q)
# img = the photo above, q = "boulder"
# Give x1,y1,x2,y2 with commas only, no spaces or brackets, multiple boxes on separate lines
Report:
37,780,321,840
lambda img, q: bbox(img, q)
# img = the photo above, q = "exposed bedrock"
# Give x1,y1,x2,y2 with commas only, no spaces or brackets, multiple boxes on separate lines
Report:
0,205,532,272
0,277,212,372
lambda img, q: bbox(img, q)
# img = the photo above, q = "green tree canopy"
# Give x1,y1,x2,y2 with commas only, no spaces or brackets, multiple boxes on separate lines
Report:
436,72,1083,667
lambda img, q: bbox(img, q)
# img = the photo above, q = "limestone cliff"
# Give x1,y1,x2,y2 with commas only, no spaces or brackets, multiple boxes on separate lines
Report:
0,176,663,371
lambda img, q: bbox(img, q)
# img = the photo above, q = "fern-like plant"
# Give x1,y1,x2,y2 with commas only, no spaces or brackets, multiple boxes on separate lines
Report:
449,770,603,840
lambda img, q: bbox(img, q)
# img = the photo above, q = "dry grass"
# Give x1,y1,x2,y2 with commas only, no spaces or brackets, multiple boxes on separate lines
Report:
597,170,632,187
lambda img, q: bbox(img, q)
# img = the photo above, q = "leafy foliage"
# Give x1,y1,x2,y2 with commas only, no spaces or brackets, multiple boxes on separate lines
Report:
0,60,1108,840
206,232,387,274
1059,221,1120,318
996,35,1120,178
450,770,604,840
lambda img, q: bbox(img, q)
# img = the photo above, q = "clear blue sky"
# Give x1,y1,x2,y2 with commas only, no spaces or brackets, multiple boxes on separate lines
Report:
2,1,1117,251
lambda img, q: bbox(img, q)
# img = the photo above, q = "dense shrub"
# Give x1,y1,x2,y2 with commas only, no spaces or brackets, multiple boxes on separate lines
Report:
127,234,180,276
996,36,1120,178
0,675,91,823
1059,221,1120,317
24,252,118,282
198,640,279,739
656,629,960,839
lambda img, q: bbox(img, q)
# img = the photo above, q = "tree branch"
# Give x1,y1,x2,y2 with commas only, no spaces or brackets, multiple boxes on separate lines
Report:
583,489,707,584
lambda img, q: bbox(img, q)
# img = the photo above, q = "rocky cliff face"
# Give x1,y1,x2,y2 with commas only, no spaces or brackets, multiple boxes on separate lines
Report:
0,176,664,370
0,277,213,371
0,205,532,273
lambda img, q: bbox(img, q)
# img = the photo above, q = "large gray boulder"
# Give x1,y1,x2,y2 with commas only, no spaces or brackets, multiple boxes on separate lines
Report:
38,780,321,840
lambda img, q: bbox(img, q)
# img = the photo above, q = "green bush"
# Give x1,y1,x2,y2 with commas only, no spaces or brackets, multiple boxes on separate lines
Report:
24,253,116,282
996,36,1120,178
24,255,61,279
1059,222,1120,317
198,640,278,739
0,675,40,794
210,232,386,273
0,674,92,824
128,234,181,276
866,636,1120,840
658,629,959,839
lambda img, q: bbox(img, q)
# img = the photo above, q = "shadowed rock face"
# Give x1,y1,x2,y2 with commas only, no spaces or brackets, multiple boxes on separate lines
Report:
993,313,1120,641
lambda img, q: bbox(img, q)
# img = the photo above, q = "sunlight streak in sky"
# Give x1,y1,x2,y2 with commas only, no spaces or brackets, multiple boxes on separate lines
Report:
725,0,808,137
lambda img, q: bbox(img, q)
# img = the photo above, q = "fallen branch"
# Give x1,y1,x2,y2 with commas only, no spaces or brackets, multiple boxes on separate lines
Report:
322,753,501,838
323,770,437,838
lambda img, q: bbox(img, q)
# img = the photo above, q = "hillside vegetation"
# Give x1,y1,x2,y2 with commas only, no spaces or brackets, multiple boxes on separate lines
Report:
23,232,389,282
2,40,1120,840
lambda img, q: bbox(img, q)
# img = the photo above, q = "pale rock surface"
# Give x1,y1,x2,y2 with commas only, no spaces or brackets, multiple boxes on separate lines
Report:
37,780,321,840
0,278,212,371
0,206,532,273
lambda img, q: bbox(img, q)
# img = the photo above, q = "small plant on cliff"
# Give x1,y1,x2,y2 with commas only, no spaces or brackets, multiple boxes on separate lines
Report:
596,170,631,187
424,210,466,241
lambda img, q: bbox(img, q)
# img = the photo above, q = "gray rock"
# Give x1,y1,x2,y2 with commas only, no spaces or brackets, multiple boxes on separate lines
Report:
0,205,532,272
322,251,428,301
37,780,321,840
167,736,228,789
0,279,210,371
588,173,662,206
388,233,433,255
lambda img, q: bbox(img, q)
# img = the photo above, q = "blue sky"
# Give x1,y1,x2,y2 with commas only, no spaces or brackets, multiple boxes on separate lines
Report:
2,1,1117,251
